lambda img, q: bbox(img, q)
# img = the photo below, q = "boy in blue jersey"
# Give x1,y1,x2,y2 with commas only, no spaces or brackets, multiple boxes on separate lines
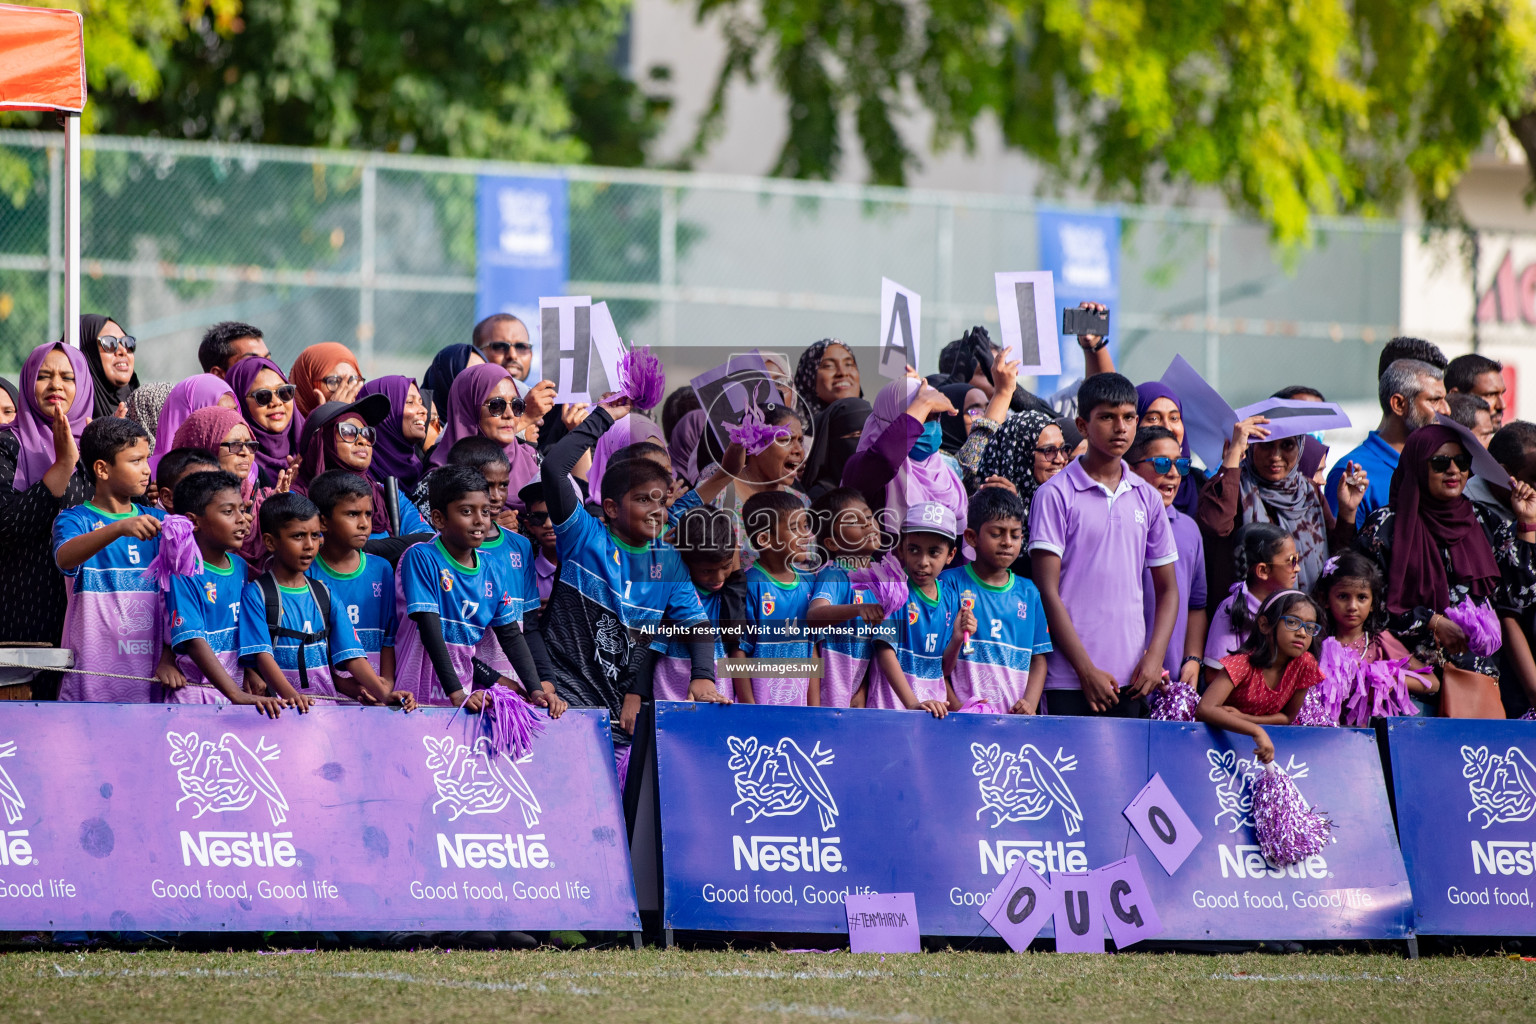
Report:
736,490,817,705
441,437,553,691
308,470,397,686
867,502,967,717
54,417,179,702
539,398,725,743
161,470,285,716
623,506,743,730
240,492,412,709
152,447,218,514
806,487,888,708
393,466,565,714
940,488,1050,714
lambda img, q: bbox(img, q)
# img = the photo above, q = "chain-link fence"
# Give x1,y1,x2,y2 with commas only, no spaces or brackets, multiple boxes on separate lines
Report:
0,130,1407,405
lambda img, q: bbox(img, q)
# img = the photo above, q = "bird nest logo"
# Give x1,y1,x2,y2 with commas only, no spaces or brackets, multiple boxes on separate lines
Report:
971,742,1084,834
0,741,25,826
727,735,838,832
115,602,157,637
422,735,542,828
167,732,290,827
1208,749,1308,832
1462,744,1536,829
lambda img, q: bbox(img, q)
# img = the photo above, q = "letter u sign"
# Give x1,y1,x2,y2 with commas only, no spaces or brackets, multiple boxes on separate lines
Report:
1051,873,1103,953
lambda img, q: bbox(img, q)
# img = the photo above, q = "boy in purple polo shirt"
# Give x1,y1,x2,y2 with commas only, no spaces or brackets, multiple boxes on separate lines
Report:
1029,373,1179,717
1128,426,1208,688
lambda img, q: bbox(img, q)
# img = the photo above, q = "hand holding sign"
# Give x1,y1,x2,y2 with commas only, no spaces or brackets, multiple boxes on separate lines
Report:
994,271,1060,377
878,278,921,379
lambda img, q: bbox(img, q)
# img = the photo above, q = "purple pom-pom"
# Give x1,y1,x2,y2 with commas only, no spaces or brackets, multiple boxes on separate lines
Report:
1314,638,1358,724
958,698,1004,715
615,745,632,790
141,514,202,591
850,552,910,621
483,686,546,760
727,400,790,456
1446,598,1502,657
1149,679,1198,722
615,346,666,412
1291,687,1338,727
1363,656,1420,719
1251,764,1334,866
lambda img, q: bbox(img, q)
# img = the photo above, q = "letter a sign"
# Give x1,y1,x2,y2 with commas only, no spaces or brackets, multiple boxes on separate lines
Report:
878,278,921,379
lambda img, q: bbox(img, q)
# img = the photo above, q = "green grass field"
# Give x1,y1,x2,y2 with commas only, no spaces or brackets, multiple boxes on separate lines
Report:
1,947,1532,1023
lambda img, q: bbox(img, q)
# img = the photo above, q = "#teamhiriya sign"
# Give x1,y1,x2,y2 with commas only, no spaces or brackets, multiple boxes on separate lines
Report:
1386,718,1536,935
649,706,1411,941
0,705,638,932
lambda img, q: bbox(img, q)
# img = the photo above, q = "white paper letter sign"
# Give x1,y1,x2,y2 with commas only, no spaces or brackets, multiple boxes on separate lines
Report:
878,277,921,379
541,295,594,404
587,301,628,401
994,271,1060,377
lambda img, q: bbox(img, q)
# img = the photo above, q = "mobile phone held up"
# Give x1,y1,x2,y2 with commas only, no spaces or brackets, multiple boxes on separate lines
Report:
1061,306,1109,338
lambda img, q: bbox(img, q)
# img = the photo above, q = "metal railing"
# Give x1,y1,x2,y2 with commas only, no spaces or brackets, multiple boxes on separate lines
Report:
0,130,1408,402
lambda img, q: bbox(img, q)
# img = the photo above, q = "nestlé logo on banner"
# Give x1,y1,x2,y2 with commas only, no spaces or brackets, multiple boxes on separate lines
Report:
1463,744,1536,878
972,742,1087,877
168,731,297,871
422,735,551,873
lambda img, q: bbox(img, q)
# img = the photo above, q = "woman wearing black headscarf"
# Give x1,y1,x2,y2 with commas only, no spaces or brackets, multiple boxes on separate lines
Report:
0,378,18,425
801,397,871,500
794,339,862,419
420,343,485,430
77,313,140,419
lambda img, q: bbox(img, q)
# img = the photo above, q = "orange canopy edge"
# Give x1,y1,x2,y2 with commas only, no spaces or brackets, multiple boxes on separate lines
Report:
0,3,85,113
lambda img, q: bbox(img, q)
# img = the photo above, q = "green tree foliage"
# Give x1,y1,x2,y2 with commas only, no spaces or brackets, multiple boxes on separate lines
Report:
86,0,663,167
689,0,1536,244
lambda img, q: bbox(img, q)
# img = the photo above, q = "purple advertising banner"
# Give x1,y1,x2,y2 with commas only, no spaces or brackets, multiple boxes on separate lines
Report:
1386,717,1536,935
648,705,1412,941
0,704,639,932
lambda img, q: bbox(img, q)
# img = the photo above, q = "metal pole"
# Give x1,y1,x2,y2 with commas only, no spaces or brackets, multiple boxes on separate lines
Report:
359,163,377,372
659,186,677,348
1204,220,1220,390
1469,228,1481,354
62,114,81,343
936,202,956,361
46,142,60,343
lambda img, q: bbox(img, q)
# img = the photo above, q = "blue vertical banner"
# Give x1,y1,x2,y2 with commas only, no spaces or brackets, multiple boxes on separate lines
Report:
1035,209,1120,398
477,175,569,381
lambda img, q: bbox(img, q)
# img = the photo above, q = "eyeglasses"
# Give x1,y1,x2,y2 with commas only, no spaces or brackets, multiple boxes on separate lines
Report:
524,511,551,526
1033,444,1072,461
321,373,365,391
97,335,137,354
247,384,297,407
1270,554,1301,568
1278,614,1323,638
484,395,527,418
1427,452,1472,473
335,422,376,444
1132,456,1192,477
218,440,259,455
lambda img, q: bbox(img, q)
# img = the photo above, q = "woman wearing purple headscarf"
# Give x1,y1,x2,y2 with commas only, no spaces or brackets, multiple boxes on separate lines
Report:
150,374,239,474
0,341,95,668
227,356,303,489
668,408,708,487
357,376,429,493
1135,382,1205,518
423,363,546,510
843,377,966,542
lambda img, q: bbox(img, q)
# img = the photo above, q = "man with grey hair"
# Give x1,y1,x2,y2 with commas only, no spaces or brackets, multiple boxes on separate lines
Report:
1326,358,1449,523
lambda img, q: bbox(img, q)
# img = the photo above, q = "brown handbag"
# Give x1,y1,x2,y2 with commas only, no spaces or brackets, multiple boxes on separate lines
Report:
1439,664,1506,719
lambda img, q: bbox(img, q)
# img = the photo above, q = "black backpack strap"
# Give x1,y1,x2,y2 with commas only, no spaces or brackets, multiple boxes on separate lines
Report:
256,571,331,690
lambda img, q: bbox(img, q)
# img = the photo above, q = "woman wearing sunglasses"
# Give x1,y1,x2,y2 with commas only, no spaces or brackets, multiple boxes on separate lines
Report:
1356,424,1536,715
77,314,140,420
289,342,365,416
1198,416,1368,603
295,395,430,539
227,356,304,489
426,363,550,510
